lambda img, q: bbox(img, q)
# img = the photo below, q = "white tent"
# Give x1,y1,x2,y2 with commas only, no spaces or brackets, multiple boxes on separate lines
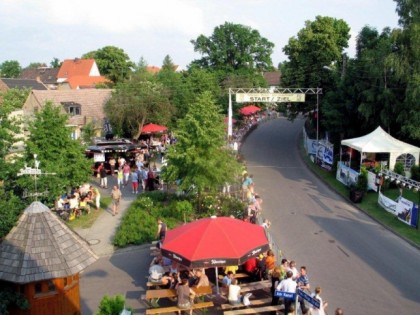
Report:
341,126,420,170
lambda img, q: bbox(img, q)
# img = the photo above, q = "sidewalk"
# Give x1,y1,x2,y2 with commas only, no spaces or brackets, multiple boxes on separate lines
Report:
74,175,137,257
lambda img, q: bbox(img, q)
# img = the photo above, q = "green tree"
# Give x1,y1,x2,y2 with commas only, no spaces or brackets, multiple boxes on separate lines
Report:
0,94,23,238
82,46,135,83
162,91,241,195
16,102,91,203
24,62,47,69
0,60,22,78
281,16,350,120
0,88,30,110
105,78,174,139
96,295,129,315
50,57,62,68
392,0,420,140
190,22,274,73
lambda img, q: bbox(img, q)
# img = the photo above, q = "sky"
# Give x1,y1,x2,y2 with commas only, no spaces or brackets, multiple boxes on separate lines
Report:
0,0,400,70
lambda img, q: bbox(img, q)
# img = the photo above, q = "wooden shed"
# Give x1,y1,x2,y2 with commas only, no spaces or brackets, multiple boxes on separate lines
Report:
0,201,98,315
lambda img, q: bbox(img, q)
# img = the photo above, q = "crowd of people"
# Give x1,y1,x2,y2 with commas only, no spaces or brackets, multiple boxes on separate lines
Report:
54,184,100,220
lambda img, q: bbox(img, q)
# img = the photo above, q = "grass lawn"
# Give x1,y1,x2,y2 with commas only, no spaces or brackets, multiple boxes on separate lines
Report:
301,148,420,247
67,196,111,229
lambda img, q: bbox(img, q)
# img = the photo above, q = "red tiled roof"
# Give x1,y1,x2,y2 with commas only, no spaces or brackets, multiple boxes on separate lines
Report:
57,59,96,79
67,76,109,89
263,71,281,86
146,66,161,74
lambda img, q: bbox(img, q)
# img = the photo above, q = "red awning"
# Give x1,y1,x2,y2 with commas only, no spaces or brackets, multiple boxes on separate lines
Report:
239,105,261,116
160,217,269,268
141,123,168,134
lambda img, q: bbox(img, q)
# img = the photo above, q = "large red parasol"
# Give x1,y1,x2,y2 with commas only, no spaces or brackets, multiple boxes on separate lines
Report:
160,216,269,269
141,123,168,134
239,105,261,116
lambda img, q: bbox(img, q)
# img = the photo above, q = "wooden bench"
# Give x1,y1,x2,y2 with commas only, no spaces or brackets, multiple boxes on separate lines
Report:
218,272,249,280
223,304,284,315
145,301,214,314
142,286,213,307
239,280,271,293
220,297,271,310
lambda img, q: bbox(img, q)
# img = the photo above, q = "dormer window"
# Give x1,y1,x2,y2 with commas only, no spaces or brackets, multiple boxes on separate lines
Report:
61,101,81,116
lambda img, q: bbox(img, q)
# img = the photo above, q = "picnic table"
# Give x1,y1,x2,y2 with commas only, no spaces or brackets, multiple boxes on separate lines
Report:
144,285,212,307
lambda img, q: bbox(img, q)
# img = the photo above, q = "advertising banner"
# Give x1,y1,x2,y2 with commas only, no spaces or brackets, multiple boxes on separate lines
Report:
336,162,359,187
378,192,418,228
316,141,334,171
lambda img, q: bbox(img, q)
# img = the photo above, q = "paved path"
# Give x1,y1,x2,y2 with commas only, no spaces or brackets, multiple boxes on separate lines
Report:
74,176,137,257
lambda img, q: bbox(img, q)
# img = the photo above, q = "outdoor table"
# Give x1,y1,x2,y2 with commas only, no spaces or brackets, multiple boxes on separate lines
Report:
145,285,212,307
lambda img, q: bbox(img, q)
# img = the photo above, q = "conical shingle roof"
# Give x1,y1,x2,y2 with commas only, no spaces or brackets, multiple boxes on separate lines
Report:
0,201,98,284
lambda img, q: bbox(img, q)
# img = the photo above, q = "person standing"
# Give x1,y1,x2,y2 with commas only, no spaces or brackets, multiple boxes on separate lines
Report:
275,270,297,315
90,186,100,210
99,163,108,188
131,167,139,194
310,287,328,315
111,185,122,216
296,266,310,314
117,167,124,189
109,157,116,176
123,163,131,187
157,219,167,240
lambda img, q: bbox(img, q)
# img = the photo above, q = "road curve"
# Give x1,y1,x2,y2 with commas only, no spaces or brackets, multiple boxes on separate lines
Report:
240,117,420,314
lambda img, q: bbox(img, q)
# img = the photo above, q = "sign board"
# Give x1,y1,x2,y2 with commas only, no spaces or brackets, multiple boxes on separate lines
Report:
236,93,305,103
274,291,296,299
94,153,106,162
18,167,42,176
297,289,320,308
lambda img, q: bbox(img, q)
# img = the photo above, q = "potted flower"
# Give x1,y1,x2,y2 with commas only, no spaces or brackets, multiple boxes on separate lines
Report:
350,167,368,203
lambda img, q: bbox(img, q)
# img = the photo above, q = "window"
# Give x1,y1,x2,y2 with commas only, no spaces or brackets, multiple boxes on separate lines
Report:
61,101,81,116
396,153,416,172
47,280,56,292
35,282,42,294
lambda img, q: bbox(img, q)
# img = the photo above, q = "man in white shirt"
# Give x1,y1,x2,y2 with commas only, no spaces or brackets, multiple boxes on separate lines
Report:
276,271,297,314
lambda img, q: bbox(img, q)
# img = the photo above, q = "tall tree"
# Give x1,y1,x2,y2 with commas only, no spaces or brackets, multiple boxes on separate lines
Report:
190,22,274,73
105,78,174,139
281,16,350,121
393,0,420,140
82,46,135,83
24,62,47,70
16,102,91,203
0,60,22,78
0,88,30,110
162,91,241,194
50,57,62,68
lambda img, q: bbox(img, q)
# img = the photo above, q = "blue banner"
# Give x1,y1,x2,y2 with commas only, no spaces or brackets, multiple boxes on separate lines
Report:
297,289,320,308
274,291,296,299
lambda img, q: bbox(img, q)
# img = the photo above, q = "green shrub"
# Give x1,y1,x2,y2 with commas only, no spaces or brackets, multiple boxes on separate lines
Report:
96,295,131,315
411,165,420,181
356,167,368,192
394,162,405,176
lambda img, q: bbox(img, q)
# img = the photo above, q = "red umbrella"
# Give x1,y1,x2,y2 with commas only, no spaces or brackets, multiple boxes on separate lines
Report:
239,105,261,116
141,123,167,134
161,216,269,268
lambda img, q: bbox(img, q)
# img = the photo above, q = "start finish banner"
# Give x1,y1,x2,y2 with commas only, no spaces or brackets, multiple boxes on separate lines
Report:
236,93,305,103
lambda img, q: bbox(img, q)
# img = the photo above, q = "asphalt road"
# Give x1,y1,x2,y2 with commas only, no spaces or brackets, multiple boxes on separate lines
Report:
240,117,420,314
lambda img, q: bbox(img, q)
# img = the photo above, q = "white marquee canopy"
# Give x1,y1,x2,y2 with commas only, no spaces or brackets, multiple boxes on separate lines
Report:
341,126,420,170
